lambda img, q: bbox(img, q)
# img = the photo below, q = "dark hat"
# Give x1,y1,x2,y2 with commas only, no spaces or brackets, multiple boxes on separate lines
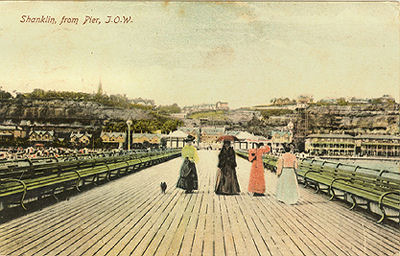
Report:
283,143,293,152
185,135,195,142
223,140,231,145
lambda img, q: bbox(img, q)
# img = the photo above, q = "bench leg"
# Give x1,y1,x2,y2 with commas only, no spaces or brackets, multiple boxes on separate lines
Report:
349,195,357,210
91,175,97,185
315,184,320,194
303,178,309,188
20,193,27,211
350,195,370,211
52,188,59,202
377,208,386,224
329,190,335,201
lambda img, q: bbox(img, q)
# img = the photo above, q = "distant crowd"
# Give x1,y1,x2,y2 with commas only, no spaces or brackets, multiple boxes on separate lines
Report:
0,146,99,160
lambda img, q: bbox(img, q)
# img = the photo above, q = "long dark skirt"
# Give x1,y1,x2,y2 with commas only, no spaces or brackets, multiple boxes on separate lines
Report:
177,159,198,191
215,165,240,195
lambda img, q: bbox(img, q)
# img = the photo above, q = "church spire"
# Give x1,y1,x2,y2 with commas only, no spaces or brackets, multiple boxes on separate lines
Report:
97,79,103,95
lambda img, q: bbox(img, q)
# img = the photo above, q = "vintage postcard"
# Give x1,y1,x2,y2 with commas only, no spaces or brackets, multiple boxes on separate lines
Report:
0,1,399,255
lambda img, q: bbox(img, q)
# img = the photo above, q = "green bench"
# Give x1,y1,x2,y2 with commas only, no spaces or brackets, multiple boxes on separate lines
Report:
237,150,400,224
297,159,400,223
0,151,180,212
0,156,115,180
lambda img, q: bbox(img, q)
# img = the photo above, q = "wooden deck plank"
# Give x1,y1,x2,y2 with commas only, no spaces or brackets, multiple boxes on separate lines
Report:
126,190,183,256
252,196,307,256
142,165,206,256
92,191,179,256
235,165,286,256
265,196,347,256
297,196,396,256
0,164,149,234
265,184,351,256
293,185,398,255
174,165,211,256
248,195,301,256
189,165,211,255
176,194,204,255
263,170,364,256
87,160,182,256
147,194,192,255
309,195,400,250
38,175,160,256
178,178,206,255
218,194,238,256
265,201,318,256
191,192,208,256
165,192,199,255
107,168,188,255
76,168,180,255
214,190,230,256
0,169,156,242
202,178,216,256
297,199,371,255
60,187,172,256
0,151,399,256
225,195,259,256
2,183,141,255
234,195,274,256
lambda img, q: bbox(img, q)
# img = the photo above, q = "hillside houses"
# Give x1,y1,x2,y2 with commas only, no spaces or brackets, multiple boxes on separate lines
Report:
183,101,229,113
100,132,126,148
70,132,92,145
0,125,24,139
29,130,55,142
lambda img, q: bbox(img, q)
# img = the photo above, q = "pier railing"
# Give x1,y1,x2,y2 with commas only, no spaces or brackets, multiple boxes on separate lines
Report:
236,150,400,224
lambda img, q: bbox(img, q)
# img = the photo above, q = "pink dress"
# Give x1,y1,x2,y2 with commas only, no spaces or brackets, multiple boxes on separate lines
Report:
248,146,271,193
276,153,298,172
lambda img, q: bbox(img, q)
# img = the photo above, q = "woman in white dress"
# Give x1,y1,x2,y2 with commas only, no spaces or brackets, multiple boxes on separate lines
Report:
276,144,299,204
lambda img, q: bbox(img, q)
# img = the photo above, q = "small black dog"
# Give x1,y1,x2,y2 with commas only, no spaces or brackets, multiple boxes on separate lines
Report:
160,182,167,194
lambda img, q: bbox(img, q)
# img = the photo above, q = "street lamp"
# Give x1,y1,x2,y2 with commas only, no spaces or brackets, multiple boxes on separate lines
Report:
126,119,132,151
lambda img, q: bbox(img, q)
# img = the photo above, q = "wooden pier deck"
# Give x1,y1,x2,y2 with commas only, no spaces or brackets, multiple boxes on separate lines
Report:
0,151,399,256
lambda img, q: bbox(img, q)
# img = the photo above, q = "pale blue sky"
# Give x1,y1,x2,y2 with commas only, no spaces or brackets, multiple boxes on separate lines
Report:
0,2,398,108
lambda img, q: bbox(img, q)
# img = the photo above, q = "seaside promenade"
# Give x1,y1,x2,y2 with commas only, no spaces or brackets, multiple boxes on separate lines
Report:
0,151,399,256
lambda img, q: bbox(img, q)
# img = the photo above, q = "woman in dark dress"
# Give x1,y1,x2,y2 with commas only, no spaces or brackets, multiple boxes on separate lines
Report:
215,140,241,195
177,135,199,193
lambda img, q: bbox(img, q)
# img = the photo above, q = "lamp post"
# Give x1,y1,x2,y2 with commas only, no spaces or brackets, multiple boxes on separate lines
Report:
126,120,132,151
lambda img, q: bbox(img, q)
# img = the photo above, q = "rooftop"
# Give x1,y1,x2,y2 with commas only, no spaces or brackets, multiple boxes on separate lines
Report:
308,134,357,139
308,134,400,140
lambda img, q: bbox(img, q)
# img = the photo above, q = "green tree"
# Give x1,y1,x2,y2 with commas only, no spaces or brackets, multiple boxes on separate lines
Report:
0,89,12,99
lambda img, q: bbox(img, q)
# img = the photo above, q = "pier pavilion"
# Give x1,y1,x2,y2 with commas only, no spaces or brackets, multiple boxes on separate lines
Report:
355,134,400,157
306,133,400,157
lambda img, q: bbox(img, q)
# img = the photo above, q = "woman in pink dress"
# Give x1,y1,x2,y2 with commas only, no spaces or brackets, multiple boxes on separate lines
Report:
248,143,271,196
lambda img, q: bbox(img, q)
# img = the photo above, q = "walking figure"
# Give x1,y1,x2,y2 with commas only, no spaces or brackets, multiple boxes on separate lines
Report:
176,135,199,194
276,144,299,204
215,140,240,195
248,143,270,196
